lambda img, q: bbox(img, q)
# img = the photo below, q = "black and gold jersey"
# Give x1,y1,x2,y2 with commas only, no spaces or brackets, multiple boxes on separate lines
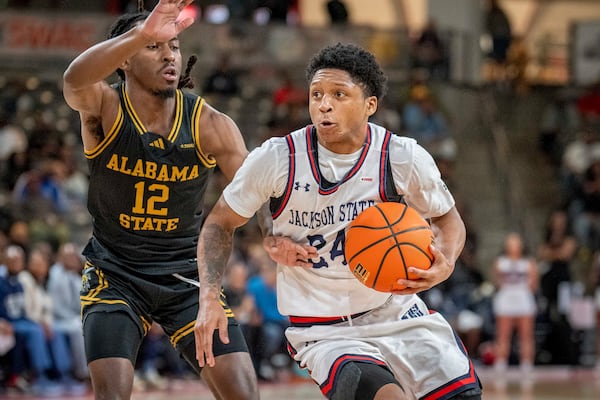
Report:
83,83,215,272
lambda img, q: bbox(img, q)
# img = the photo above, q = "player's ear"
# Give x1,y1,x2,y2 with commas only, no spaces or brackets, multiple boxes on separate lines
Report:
366,96,378,117
120,59,131,73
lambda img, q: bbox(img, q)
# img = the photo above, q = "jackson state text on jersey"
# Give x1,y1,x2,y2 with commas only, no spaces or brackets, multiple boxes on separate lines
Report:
270,123,400,316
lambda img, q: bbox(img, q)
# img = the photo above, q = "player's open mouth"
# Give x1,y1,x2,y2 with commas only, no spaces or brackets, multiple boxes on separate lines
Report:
162,67,178,82
320,121,335,127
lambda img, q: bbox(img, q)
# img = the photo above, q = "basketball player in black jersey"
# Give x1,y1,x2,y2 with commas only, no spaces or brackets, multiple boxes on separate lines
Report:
63,1,258,398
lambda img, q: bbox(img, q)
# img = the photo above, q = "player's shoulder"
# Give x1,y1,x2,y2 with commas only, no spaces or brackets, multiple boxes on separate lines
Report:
251,134,290,156
369,123,417,148
387,132,419,158
256,125,310,151
195,100,238,132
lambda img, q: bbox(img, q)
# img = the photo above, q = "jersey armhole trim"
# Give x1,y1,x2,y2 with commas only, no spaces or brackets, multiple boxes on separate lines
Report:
121,84,146,135
271,135,296,219
84,105,124,159
167,90,184,142
379,130,403,203
192,97,217,169
379,130,391,201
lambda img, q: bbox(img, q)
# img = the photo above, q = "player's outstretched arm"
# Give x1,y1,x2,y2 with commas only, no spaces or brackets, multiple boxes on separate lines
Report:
195,195,249,368
63,0,195,114
393,206,465,295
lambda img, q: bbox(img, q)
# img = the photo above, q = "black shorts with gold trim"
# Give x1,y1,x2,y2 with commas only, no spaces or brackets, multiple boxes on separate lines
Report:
80,258,248,366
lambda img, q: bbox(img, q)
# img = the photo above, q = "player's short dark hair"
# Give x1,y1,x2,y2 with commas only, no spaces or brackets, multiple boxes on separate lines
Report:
306,43,388,100
106,12,197,89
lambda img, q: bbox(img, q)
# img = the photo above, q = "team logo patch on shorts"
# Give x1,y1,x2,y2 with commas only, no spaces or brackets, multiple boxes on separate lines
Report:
81,271,92,293
401,303,424,320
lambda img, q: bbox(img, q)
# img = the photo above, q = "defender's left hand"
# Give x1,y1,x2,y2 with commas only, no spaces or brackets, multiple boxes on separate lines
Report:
391,245,453,295
263,235,319,268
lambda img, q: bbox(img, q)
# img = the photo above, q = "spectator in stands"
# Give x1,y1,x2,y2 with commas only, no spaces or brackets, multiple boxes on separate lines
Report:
0,115,28,173
0,245,63,396
492,233,538,373
326,0,349,25
260,0,293,23
268,70,308,138
411,20,446,80
19,244,87,395
223,260,260,372
0,318,14,356
0,317,15,391
12,159,69,218
246,258,289,381
576,81,600,123
135,323,169,391
537,210,578,364
0,150,30,192
202,54,241,97
574,160,600,251
402,84,456,161
227,0,258,22
7,221,29,254
47,243,88,380
538,210,578,309
561,128,600,205
537,93,581,166
57,143,91,244
485,0,512,65
590,251,600,369
223,260,257,335
135,322,192,391
506,36,529,95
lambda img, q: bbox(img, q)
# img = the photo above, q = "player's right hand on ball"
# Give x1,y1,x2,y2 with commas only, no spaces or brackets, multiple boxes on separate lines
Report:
263,235,319,268
195,290,229,368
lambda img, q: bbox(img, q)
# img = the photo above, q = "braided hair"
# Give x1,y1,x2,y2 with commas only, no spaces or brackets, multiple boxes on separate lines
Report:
107,5,198,89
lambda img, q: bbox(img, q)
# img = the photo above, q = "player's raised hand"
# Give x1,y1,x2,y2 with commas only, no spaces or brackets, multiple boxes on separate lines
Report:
392,244,453,295
263,235,319,268
194,290,229,368
140,0,195,42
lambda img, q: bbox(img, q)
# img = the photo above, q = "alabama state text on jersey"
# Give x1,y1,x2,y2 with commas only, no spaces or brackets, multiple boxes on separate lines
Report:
83,83,214,265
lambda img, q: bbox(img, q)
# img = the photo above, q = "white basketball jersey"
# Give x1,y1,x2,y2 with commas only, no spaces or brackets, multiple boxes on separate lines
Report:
271,123,412,317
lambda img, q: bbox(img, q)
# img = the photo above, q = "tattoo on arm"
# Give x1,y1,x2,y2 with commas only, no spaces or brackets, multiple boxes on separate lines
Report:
199,223,233,291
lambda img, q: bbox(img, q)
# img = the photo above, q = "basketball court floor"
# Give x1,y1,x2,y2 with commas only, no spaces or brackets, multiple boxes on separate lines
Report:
8,365,599,399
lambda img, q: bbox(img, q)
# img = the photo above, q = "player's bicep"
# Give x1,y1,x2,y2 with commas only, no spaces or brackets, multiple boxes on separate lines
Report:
198,106,248,182
62,80,110,116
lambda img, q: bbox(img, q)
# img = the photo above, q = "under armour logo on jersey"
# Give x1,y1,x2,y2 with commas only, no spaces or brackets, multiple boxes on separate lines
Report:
294,182,310,192
401,304,425,320
149,138,165,149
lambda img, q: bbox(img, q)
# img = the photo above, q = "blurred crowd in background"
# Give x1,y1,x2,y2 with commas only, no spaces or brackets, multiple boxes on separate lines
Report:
0,0,599,397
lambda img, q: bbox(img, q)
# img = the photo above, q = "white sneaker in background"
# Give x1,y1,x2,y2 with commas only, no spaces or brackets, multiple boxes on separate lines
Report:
494,359,508,373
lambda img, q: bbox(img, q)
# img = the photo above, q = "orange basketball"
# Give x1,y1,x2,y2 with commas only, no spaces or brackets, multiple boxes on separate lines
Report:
345,202,434,292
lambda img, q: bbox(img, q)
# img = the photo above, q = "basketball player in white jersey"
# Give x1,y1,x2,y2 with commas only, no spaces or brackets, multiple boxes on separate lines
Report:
195,43,482,399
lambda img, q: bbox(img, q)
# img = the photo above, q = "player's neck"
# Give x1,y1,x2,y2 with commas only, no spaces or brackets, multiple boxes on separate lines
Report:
125,83,177,137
